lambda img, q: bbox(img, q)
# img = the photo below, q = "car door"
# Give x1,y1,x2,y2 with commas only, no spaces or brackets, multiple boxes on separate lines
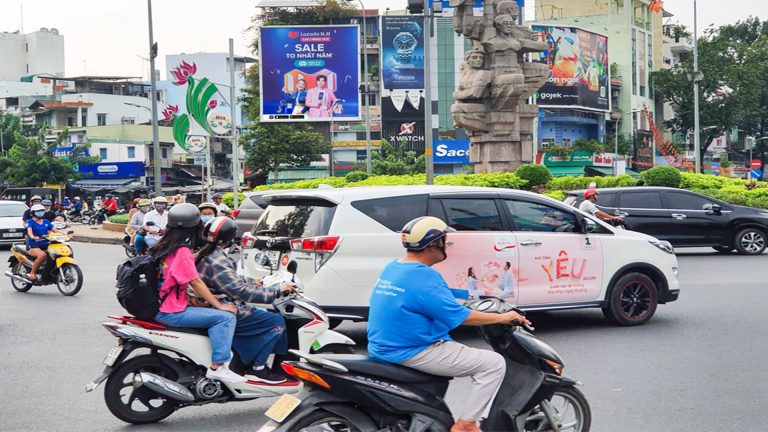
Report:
661,190,729,246
429,196,518,303
503,198,604,306
614,191,671,240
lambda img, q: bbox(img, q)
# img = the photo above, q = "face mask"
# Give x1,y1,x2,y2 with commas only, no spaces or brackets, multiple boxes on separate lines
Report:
140,206,150,213
155,204,166,211
200,215,213,223
34,211,45,218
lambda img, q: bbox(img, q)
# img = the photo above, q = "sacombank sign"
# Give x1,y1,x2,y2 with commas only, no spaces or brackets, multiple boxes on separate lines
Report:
433,140,470,165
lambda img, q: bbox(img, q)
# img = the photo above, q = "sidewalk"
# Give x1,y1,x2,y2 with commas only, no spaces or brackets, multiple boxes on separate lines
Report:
68,223,123,245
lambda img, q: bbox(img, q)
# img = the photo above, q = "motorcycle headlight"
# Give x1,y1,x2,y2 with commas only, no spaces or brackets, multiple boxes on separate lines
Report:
649,240,675,255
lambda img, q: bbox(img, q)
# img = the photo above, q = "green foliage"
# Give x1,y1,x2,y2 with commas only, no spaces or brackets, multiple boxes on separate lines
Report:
514,164,553,190
253,172,526,191
639,166,683,187
241,123,330,182
372,140,425,175
344,170,369,183
108,214,130,224
603,134,632,156
572,139,605,154
542,190,566,201
719,154,732,168
541,144,573,159
222,192,246,209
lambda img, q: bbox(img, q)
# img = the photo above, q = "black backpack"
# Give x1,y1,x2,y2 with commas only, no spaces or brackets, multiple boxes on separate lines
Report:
115,255,172,321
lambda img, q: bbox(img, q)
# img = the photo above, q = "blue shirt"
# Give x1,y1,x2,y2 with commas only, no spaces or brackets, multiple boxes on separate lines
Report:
26,218,53,248
367,260,471,363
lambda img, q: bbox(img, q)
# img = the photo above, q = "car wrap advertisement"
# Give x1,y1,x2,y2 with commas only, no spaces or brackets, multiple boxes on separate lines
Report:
532,25,610,112
434,233,603,304
381,16,425,90
258,25,361,122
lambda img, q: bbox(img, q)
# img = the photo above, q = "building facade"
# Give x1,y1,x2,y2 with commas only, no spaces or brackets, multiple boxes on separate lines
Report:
0,28,65,81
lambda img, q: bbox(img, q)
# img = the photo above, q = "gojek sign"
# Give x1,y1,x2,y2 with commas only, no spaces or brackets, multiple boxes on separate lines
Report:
433,140,471,165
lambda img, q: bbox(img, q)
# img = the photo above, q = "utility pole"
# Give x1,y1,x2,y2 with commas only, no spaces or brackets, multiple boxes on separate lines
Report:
147,0,162,195
692,0,702,173
424,5,435,185
229,39,239,209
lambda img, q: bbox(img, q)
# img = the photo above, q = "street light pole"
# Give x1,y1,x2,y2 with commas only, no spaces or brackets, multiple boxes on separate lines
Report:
147,0,162,196
692,0,702,173
354,0,373,175
424,6,435,185
229,38,239,209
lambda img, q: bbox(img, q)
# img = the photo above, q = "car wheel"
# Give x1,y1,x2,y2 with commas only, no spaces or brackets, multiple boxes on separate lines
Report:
734,228,767,255
602,272,658,326
712,246,734,254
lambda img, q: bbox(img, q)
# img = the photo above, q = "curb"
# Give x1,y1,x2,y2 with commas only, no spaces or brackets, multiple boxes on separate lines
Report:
72,236,123,246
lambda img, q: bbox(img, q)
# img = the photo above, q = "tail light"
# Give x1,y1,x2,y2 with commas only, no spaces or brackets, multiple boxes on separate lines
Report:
232,209,241,218
289,236,341,271
241,233,256,249
281,362,330,389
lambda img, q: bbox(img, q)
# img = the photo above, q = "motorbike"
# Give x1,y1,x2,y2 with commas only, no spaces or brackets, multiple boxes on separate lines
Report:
90,208,124,225
122,228,137,258
258,297,591,432
68,208,91,224
86,261,356,425
5,232,83,296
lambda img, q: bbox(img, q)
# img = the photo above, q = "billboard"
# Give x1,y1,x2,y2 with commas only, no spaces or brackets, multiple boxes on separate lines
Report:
78,162,146,179
381,16,425,90
382,92,425,153
258,25,361,122
531,25,610,112
433,140,471,165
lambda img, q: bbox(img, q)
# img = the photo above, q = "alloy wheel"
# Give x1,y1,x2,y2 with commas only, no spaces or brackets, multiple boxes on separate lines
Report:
620,282,652,319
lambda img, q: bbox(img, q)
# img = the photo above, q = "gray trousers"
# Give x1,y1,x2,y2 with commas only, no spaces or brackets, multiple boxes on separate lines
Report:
401,340,506,422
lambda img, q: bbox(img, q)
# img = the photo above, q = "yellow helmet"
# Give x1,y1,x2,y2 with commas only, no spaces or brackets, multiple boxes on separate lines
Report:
400,216,455,250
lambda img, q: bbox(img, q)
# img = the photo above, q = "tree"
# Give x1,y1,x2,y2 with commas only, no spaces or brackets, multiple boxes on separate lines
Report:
372,140,425,175
653,18,768,167
242,124,330,183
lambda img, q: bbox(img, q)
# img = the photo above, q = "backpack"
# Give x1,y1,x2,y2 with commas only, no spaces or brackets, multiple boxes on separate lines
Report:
115,255,171,321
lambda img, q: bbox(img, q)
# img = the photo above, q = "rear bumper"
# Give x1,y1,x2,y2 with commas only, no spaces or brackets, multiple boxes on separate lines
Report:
661,288,680,303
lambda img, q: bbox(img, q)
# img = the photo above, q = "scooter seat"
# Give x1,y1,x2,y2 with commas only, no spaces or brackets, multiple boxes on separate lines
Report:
317,354,451,385
12,244,31,257
163,326,209,336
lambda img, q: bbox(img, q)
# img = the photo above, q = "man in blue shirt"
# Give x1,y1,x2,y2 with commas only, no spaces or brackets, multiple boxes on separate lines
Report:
368,216,530,432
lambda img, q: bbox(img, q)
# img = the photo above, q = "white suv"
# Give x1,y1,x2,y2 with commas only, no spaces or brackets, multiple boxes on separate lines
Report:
239,186,680,326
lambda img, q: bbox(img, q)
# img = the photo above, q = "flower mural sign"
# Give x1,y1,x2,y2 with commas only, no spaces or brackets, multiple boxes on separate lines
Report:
164,61,232,153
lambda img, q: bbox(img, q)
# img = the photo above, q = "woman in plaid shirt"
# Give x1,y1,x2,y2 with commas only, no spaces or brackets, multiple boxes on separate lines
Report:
195,217,295,384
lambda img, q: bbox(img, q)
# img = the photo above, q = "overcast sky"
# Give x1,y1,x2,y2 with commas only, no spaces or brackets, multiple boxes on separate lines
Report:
0,0,765,78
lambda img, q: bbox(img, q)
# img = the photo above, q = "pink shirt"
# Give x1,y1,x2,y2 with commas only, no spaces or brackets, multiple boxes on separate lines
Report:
158,247,199,313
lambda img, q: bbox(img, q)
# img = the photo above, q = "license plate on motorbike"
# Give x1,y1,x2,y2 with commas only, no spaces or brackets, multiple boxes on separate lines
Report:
264,393,302,423
103,346,123,366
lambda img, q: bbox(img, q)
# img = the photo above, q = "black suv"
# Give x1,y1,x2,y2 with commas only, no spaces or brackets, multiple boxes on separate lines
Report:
565,187,768,255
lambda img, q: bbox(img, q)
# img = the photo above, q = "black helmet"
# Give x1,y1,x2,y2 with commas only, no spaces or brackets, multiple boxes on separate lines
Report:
212,193,223,200
167,203,200,229
203,216,237,245
106,194,113,198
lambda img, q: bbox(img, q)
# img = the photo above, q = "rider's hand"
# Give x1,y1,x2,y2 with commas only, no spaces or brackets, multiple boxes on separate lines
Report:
499,311,531,326
217,303,238,315
280,282,297,294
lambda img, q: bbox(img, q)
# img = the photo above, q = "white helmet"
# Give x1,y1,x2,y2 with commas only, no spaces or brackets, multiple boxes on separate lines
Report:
31,204,45,212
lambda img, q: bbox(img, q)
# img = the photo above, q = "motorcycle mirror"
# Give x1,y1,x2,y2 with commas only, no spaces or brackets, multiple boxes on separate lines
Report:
146,221,156,226
287,260,298,275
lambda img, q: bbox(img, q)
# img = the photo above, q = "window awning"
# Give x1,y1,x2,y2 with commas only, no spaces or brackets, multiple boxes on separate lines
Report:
72,178,138,189
268,169,330,184
547,166,586,177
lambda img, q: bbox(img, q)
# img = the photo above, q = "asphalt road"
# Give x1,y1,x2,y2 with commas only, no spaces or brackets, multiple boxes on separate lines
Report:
0,243,766,432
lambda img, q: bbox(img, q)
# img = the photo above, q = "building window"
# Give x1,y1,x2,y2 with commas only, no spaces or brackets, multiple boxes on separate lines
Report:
161,148,168,159
25,43,28,52
26,64,29,73
97,113,107,126
81,108,87,126
631,29,637,95
127,146,136,159
99,148,108,159
67,117,76,127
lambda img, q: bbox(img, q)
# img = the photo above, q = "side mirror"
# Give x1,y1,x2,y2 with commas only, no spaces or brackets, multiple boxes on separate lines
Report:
582,218,597,234
287,260,298,274
704,203,722,215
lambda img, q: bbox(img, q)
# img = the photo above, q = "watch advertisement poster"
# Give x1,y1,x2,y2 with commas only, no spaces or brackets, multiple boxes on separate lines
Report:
530,25,610,112
381,92,426,154
381,16,425,90
258,25,361,122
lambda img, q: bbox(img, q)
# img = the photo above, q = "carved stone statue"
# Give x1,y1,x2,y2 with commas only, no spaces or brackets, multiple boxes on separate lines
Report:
451,0,549,172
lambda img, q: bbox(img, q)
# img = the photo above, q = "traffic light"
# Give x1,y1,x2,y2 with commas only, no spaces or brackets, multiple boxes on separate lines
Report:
408,0,425,14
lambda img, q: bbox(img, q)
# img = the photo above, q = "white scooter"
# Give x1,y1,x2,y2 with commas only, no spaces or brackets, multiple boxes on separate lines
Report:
85,261,355,424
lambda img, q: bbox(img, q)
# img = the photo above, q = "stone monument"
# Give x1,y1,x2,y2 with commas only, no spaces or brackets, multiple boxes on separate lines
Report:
450,0,548,172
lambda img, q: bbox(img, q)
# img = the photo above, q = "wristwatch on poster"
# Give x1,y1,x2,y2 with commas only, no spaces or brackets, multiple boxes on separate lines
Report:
393,31,418,64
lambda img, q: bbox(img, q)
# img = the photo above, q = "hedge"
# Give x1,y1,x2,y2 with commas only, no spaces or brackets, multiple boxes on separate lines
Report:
108,214,130,224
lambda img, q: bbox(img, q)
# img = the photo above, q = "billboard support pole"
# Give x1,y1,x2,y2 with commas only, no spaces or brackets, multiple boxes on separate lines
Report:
229,38,239,209
147,0,162,196
353,1,373,175
424,8,434,185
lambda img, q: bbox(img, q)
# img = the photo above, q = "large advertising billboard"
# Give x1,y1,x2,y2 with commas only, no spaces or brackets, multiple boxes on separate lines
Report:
381,16,425,90
258,25,361,122
381,92,425,153
531,25,610,112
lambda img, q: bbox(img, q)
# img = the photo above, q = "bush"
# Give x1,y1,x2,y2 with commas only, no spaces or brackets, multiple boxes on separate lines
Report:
514,164,553,190
108,214,130,224
345,170,369,183
221,192,246,208
640,166,682,187
542,190,566,201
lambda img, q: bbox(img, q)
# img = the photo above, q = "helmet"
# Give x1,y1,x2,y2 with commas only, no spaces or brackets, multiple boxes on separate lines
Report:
166,203,200,229
583,188,599,199
75,197,81,201
153,196,168,204
198,202,218,214
212,193,223,200
31,204,45,212
106,194,113,198
400,216,455,251
138,199,151,207
41,199,53,206
133,198,141,205
203,217,237,245
30,195,42,202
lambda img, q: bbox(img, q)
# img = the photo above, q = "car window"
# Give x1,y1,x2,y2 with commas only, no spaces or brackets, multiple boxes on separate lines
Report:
595,192,616,207
248,194,268,209
440,199,503,231
253,199,336,238
351,195,428,232
664,191,715,210
505,200,579,233
618,192,663,209
0,203,27,217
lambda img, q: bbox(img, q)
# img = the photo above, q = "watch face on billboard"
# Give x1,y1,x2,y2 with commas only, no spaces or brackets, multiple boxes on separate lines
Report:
381,16,425,90
259,25,361,122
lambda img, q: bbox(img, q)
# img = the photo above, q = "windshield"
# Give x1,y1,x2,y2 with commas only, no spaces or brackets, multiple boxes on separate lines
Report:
253,199,336,238
0,203,27,217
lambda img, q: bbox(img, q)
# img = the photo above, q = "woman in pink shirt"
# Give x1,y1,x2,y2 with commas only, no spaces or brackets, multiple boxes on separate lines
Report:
150,203,244,384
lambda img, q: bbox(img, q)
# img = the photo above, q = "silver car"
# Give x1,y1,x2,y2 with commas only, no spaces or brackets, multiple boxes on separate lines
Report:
0,201,28,247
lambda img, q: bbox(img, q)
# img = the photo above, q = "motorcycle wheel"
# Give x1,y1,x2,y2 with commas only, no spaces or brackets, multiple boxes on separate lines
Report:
124,243,137,258
104,355,178,424
56,264,83,296
291,409,362,432
10,263,32,292
525,387,591,432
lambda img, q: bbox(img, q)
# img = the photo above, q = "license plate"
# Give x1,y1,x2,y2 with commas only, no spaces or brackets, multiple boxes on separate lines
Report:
264,393,302,423
2,233,22,238
103,346,123,366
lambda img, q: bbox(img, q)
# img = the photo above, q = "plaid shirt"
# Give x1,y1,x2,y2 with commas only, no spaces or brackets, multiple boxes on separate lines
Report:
196,247,280,318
